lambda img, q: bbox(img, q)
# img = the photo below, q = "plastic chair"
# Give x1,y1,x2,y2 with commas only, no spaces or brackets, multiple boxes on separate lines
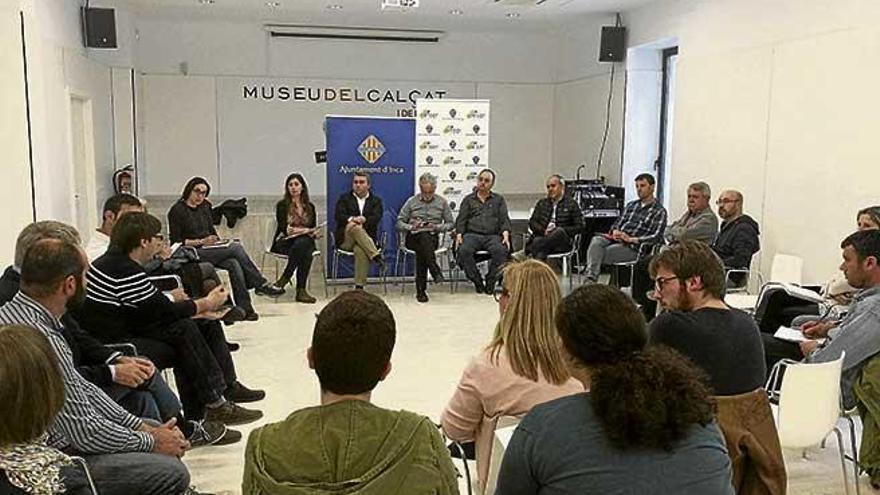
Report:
394,230,453,294
328,231,387,294
766,353,855,494
727,254,803,311
483,416,521,495
69,456,98,495
259,219,328,299
609,241,659,289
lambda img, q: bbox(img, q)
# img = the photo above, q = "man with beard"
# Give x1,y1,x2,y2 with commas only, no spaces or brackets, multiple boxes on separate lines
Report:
646,240,784,494
647,240,766,396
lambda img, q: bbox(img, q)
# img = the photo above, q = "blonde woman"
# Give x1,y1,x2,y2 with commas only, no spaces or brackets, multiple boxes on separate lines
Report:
441,259,583,492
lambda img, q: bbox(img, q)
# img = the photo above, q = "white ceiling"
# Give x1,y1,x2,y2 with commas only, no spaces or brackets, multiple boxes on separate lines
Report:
108,0,658,31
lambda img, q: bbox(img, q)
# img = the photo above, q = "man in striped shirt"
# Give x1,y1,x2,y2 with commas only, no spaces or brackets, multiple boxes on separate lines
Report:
0,238,191,495
76,212,264,426
584,173,668,283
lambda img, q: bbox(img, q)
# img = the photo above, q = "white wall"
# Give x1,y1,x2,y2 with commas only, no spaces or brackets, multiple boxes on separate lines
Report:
624,0,880,282
132,15,627,197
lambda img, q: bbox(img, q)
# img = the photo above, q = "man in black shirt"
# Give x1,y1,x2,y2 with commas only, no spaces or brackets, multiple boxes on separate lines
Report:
454,169,512,294
526,174,583,260
647,240,766,395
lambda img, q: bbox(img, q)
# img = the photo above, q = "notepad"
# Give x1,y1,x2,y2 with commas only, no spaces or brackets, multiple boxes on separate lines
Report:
773,325,825,344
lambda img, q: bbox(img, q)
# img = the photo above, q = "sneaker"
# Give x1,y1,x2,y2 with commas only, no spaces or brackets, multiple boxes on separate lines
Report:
226,341,240,352
416,292,429,303
255,283,285,297
225,381,266,403
204,401,263,426
187,420,240,448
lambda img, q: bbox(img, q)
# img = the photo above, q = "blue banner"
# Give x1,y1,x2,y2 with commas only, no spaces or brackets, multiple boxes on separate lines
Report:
325,116,415,279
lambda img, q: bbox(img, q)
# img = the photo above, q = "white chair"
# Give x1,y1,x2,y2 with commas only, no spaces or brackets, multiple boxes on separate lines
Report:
393,230,454,294
328,231,388,294
544,233,583,288
767,353,856,494
727,254,804,311
258,219,328,298
484,416,520,495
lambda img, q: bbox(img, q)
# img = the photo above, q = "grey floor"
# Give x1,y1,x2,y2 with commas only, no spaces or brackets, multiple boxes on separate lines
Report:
182,277,870,494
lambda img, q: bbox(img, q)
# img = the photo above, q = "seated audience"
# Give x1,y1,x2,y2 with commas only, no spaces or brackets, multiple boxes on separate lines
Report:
77,212,264,428
333,171,386,290
441,260,583,491
454,169,512,294
84,193,144,260
496,284,734,494
268,173,319,303
525,174,583,261
0,325,84,495
0,221,228,446
712,190,760,286
755,205,880,334
242,290,457,494
584,173,667,283
168,177,282,321
766,230,880,410
0,239,192,495
647,240,785,494
396,172,454,302
631,182,719,319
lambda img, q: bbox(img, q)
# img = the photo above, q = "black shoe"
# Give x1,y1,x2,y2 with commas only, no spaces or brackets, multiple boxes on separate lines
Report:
354,285,365,290
184,486,214,495
372,254,386,271
474,282,486,294
225,381,266,403
222,306,247,326
203,401,263,426
416,292,429,303
244,311,259,321
226,341,240,352
431,271,446,284
255,283,285,297
187,420,241,448
484,279,496,295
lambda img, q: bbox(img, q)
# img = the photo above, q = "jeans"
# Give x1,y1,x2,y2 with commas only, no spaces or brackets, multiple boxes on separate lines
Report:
406,232,441,295
584,235,638,282
272,236,316,289
339,224,381,286
63,452,190,495
456,233,508,290
197,242,267,312
131,320,235,420
103,372,181,423
526,229,572,261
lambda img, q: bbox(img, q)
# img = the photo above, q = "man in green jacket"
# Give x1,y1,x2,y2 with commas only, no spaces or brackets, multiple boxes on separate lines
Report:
242,290,458,494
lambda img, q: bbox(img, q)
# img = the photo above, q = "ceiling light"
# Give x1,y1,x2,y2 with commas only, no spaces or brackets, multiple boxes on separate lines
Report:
327,4,343,10
266,1,280,7
198,0,214,4
449,9,463,15
506,12,521,18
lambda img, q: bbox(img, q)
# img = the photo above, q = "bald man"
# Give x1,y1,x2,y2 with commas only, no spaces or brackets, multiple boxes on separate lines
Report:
712,190,760,287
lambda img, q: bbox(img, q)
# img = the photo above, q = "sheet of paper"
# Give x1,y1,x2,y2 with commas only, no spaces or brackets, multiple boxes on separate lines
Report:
773,325,825,344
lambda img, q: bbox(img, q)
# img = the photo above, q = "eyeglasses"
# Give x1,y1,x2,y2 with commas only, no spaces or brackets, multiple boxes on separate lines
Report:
715,199,740,205
493,288,509,302
653,276,680,290
152,233,165,241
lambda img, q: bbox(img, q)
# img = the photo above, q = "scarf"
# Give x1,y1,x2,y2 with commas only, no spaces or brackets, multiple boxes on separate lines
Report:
0,439,71,495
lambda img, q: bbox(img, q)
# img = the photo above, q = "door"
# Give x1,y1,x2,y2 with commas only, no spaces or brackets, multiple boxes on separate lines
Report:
70,95,97,235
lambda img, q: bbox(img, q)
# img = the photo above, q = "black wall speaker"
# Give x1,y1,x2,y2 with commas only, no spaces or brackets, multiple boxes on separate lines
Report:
599,26,626,62
82,8,117,49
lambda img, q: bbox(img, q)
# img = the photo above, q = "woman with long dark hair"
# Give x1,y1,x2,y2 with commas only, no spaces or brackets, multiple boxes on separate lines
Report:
496,284,733,494
268,173,319,303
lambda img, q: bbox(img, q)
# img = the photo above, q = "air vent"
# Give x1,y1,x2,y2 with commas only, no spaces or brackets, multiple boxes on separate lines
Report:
265,24,443,43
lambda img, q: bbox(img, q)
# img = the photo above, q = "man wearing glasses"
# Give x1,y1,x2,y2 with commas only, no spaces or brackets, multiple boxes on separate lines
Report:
454,169,512,294
712,190,760,287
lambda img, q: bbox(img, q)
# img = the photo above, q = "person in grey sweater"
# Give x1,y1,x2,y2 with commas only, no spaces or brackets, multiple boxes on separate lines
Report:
496,284,734,495
396,173,454,302
632,182,720,320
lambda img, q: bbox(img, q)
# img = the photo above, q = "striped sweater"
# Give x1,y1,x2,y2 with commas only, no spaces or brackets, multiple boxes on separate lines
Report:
0,293,154,454
77,248,196,343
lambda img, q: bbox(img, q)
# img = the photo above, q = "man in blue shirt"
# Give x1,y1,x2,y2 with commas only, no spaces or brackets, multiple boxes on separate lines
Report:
584,173,667,283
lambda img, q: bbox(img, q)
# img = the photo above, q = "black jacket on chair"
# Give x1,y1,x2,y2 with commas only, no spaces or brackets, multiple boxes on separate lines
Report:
334,192,383,247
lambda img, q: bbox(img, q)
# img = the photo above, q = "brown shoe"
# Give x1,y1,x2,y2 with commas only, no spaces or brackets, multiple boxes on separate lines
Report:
295,288,317,304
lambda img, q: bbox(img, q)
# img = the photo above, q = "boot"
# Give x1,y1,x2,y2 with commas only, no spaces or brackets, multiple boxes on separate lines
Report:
274,275,291,289
295,287,317,304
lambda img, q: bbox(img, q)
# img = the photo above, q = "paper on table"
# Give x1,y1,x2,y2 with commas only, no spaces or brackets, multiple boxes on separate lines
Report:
773,325,826,344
